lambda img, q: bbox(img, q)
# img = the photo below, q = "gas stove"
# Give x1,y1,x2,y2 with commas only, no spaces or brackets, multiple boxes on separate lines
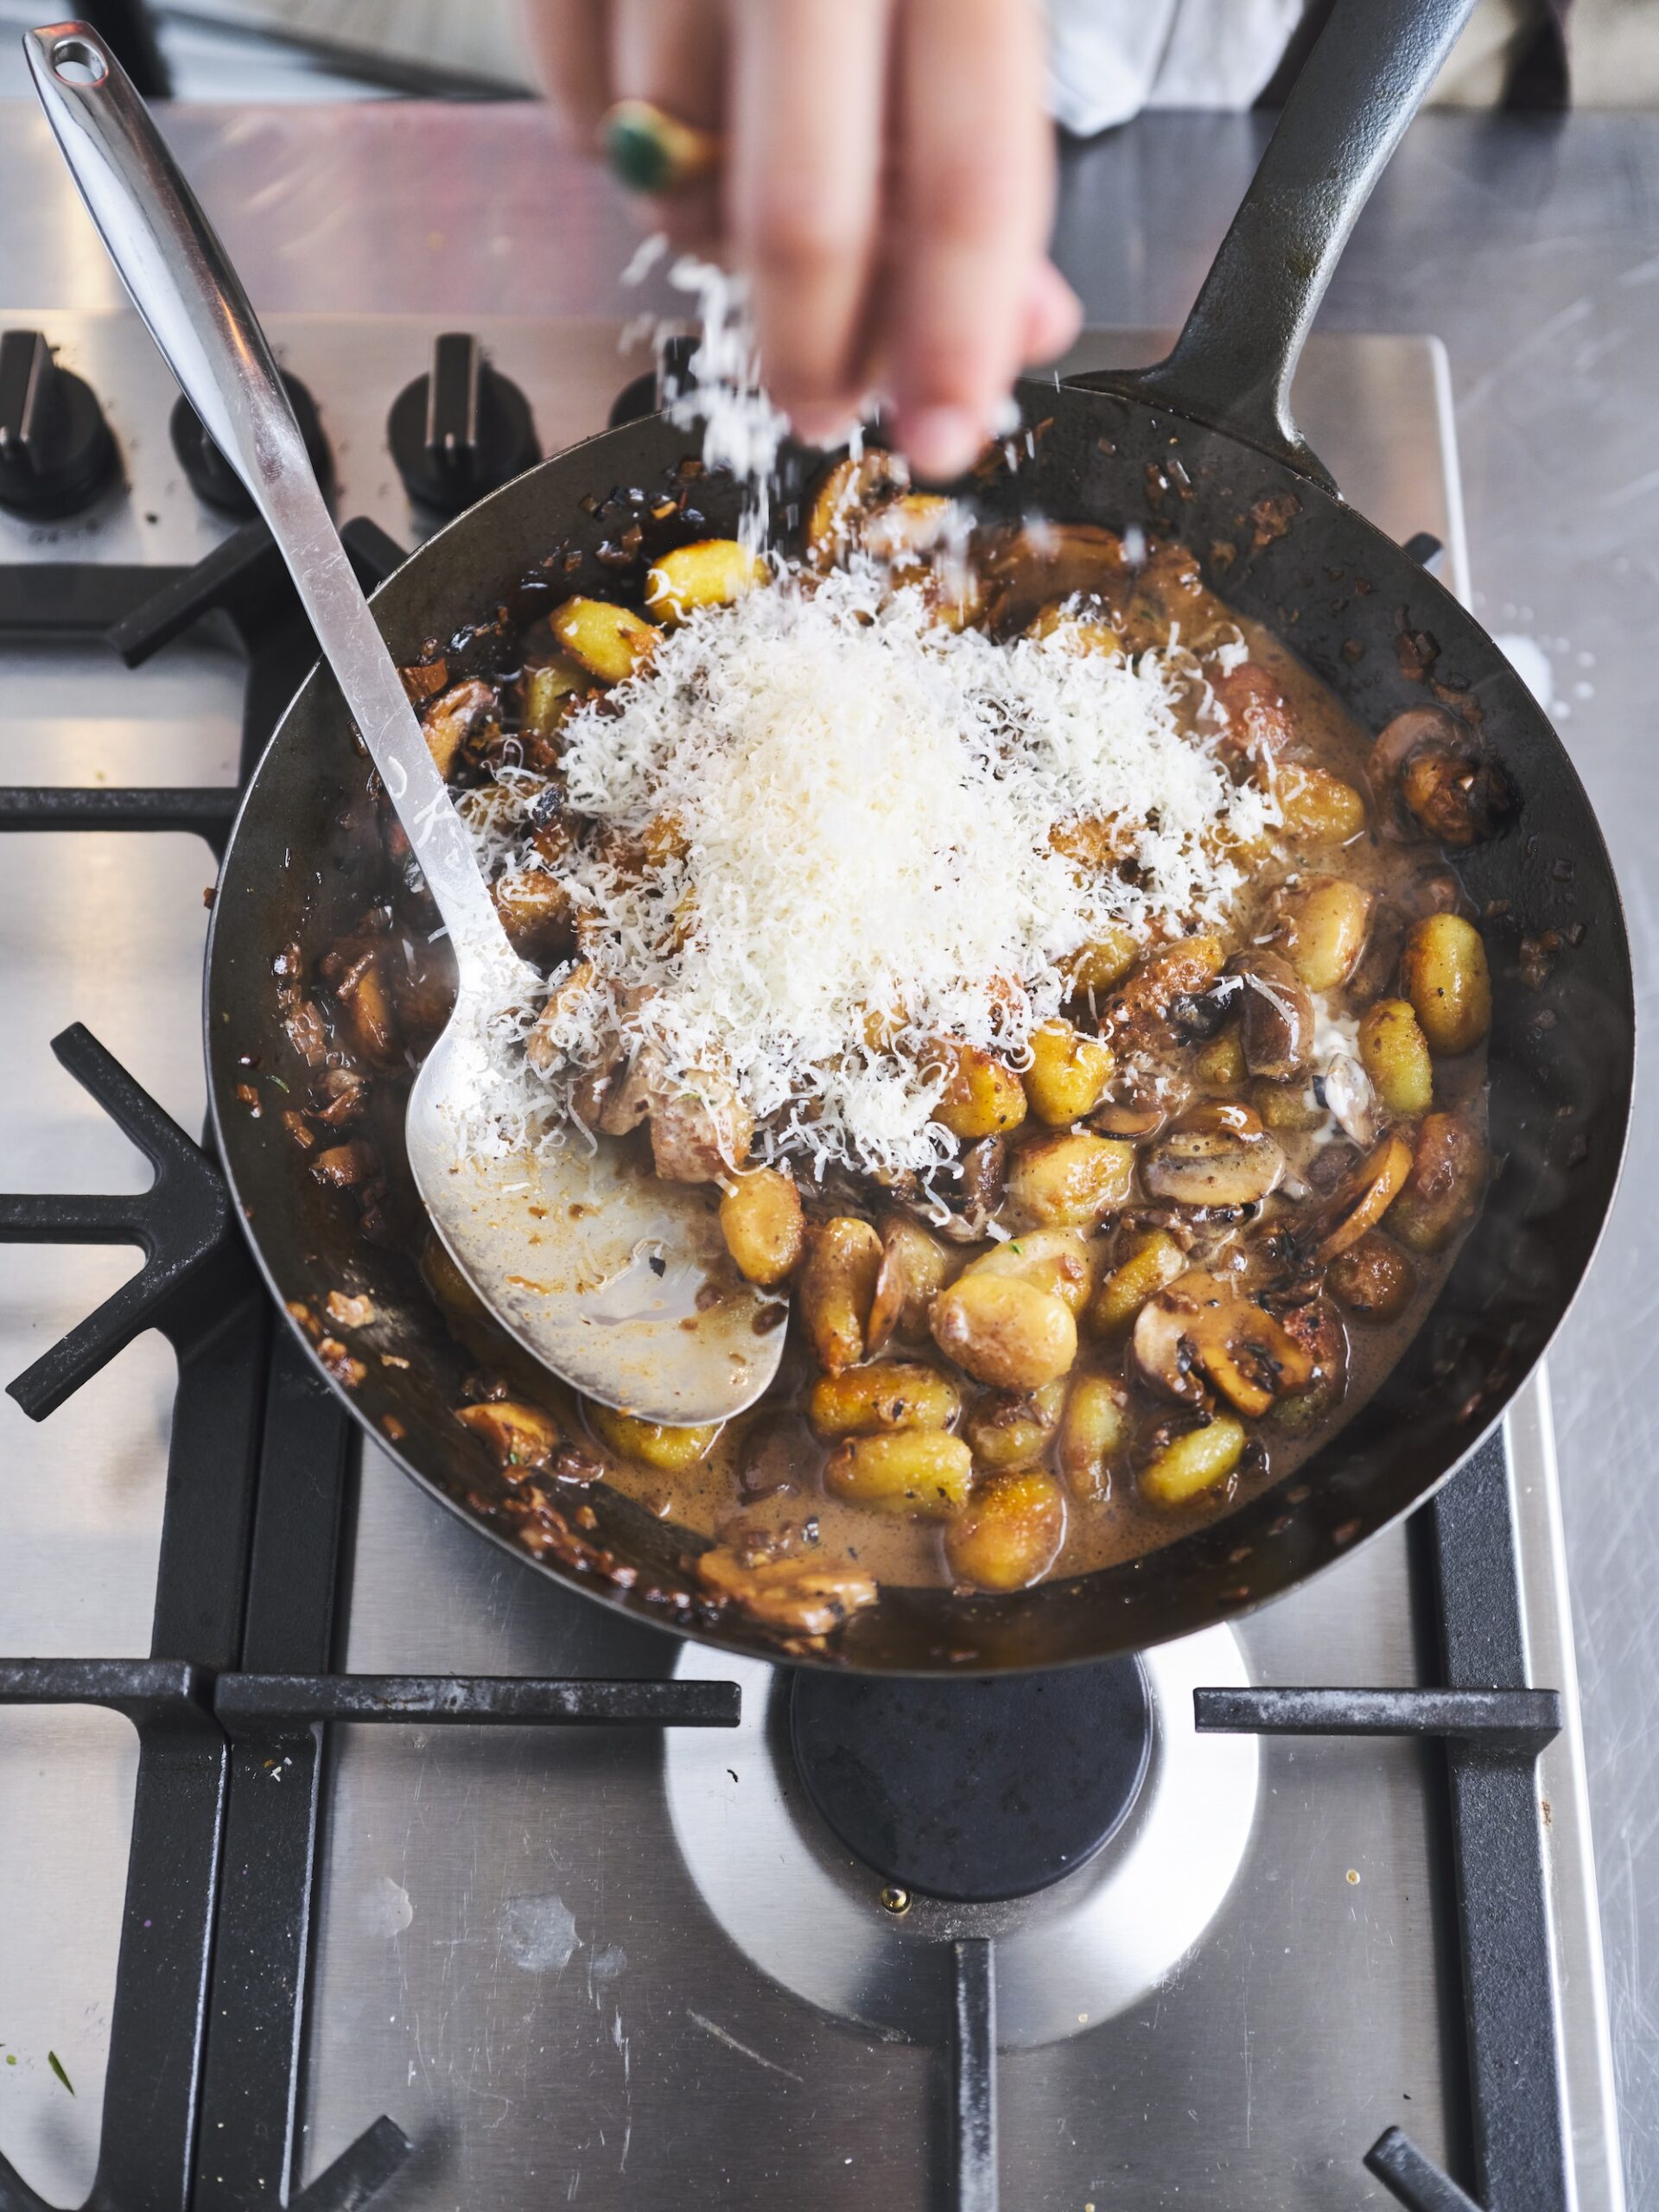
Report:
0,317,1624,2212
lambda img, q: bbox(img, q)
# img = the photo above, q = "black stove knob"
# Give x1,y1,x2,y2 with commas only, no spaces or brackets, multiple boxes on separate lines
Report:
389,334,538,515
608,334,699,429
0,329,118,518
170,371,332,517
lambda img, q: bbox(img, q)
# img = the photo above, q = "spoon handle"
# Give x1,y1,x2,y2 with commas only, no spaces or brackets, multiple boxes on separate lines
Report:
25,20,512,975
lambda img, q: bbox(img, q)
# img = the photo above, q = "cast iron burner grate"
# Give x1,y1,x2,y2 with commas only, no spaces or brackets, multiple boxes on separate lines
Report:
0,493,1568,2212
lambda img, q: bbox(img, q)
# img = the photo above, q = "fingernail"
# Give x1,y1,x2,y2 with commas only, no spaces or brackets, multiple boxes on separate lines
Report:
903,404,982,481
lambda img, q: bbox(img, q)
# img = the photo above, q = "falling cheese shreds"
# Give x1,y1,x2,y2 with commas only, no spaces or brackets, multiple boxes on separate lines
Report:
659,254,798,550
474,563,1279,1181
625,243,863,549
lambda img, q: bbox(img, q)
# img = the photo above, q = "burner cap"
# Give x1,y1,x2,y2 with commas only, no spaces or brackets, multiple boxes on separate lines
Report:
789,1659,1152,1904
669,1632,1258,2046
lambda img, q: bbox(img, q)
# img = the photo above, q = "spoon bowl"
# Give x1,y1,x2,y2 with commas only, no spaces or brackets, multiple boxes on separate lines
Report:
408,1020,786,1422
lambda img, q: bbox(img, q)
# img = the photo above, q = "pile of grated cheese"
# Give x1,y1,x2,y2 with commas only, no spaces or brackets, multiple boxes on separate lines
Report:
474,562,1278,1182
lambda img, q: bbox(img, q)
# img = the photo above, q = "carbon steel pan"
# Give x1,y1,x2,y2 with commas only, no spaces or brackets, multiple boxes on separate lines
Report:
204,385,1633,1673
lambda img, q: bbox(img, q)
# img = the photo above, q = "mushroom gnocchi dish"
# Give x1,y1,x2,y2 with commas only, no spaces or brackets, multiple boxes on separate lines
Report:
274,446,1507,1644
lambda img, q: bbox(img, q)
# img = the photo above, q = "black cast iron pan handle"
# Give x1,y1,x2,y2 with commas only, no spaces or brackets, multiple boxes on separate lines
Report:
1067,0,1478,494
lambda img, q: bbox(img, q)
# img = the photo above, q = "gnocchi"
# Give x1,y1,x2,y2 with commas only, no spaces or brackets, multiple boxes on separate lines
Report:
1401,914,1492,1056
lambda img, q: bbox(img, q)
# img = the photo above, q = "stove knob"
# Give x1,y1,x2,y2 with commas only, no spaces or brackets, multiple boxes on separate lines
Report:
608,334,699,429
0,329,118,518
171,371,332,517
389,334,538,515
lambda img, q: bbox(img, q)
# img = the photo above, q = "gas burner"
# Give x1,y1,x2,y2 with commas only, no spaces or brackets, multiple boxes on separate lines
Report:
667,1627,1258,2048
789,1658,1152,1903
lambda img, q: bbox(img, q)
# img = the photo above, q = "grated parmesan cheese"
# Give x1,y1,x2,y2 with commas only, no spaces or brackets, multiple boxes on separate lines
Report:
626,247,824,553
662,257,794,550
471,563,1280,1183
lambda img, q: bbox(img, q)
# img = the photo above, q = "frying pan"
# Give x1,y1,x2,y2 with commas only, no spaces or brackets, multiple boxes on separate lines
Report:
205,0,1633,1672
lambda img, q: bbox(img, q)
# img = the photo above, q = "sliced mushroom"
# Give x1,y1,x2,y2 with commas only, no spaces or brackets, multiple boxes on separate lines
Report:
1402,747,1513,849
1141,1103,1286,1210
398,653,448,705
648,1071,754,1183
1306,1130,1414,1263
1168,973,1245,1042
1101,936,1225,1057
1129,1288,1206,1405
1368,705,1513,847
1118,543,1216,655
1131,1269,1316,1419
420,677,498,779
866,1214,954,1353
861,492,957,562
696,1547,878,1637
311,1141,378,1189
334,951,398,1066
1342,900,1407,1008
804,449,905,568
1090,1101,1167,1140
312,1066,368,1128
1321,1052,1378,1148
594,1045,658,1135
525,958,597,1076
1227,949,1313,1079
454,1398,561,1471
918,1134,1008,1243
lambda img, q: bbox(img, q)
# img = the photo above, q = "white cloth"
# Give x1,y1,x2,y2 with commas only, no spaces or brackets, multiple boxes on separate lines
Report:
1046,0,1307,136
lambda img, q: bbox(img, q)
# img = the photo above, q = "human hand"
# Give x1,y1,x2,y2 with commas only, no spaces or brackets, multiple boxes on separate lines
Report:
527,0,1080,480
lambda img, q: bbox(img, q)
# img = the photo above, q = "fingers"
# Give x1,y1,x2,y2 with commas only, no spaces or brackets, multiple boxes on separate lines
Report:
888,0,1054,477
525,0,727,250
613,0,728,250
728,0,893,441
1021,258,1084,368
523,0,614,141
613,0,724,122
839,258,1078,448
530,0,1068,467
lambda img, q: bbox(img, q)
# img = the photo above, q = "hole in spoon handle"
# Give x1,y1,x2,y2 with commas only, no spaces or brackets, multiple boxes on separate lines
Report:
48,31,108,84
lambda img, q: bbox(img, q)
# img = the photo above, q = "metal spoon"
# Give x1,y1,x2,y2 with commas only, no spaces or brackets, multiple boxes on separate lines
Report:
27,20,785,1424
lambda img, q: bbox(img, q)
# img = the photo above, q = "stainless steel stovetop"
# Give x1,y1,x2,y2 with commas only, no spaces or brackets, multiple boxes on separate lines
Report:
0,319,1622,2210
